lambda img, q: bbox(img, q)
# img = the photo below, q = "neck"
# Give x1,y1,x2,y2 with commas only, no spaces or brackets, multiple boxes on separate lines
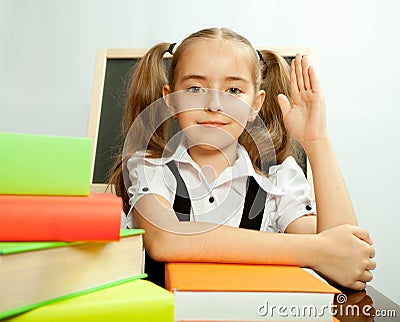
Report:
187,142,238,183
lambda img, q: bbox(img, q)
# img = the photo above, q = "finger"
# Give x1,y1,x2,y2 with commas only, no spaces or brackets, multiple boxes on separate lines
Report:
359,270,374,283
302,56,311,90
369,246,375,258
366,259,376,271
351,226,373,245
309,65,322,94
277,94,291,117
295,53,304,91
350,280,367,291
290,59,299,95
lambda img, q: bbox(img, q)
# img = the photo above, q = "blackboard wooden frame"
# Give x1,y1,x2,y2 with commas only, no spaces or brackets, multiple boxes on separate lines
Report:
87,47,316,196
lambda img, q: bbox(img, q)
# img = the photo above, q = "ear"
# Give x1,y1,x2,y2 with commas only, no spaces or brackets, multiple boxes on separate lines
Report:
248,90,265,122
163,85,177,118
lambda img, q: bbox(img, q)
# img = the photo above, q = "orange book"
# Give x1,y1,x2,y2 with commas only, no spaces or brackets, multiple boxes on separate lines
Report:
166,262,340,321
0,193,122,241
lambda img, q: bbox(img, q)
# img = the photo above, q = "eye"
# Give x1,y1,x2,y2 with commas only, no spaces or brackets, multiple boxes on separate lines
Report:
226,88,242,95
187,86,206,94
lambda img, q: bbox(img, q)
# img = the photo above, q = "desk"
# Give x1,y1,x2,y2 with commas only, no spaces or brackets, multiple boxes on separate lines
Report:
334,286,399,321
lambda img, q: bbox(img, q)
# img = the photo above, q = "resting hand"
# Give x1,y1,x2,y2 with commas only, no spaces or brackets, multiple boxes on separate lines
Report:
277,54,327,146
310,224,376,290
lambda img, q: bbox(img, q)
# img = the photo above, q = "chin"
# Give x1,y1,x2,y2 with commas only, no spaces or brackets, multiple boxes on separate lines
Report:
185,128,238,150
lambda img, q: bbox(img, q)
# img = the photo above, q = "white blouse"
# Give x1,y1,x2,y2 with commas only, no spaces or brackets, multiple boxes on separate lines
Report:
123,141,315,232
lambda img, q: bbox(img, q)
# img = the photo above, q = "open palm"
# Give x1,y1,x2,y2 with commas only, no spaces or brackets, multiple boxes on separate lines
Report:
277,54,327,146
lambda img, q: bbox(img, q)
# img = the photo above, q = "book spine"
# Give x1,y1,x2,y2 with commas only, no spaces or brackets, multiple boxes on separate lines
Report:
0,194,122,241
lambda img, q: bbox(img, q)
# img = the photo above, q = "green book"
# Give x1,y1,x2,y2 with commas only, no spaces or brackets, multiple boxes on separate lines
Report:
4,279,174,322
0,229,145,320
0,132,92,195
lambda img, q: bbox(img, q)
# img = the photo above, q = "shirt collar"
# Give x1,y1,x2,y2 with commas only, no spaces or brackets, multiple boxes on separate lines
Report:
142,136,283,196
235,145,283,196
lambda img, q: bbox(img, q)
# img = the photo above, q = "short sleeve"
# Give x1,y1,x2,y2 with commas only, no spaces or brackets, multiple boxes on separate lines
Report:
265,156,316,232
126,154,177,207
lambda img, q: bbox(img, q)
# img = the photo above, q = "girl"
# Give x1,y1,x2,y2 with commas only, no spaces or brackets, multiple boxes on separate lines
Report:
110,28,376,290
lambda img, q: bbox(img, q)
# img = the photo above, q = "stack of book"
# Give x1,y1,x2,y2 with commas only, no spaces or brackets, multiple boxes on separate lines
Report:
0,132,174,321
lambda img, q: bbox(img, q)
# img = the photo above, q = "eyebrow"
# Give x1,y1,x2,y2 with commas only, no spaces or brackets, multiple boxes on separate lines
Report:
225,76,251,84
180,74,251,84
180,74,207,82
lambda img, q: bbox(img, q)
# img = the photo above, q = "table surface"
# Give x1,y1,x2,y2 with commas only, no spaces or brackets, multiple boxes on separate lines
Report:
334,285,399,321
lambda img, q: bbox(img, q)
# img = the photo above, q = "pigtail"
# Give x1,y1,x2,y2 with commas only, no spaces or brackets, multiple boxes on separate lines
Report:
122,43,170,137
257,50,302,168
109,43,170,213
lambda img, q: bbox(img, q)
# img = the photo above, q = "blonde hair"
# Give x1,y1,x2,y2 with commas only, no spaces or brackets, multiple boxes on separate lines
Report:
109,27,300,212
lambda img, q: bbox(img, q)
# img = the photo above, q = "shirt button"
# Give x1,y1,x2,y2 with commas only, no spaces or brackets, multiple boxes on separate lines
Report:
142,187,149,192
209,197,215,203
305,205,312,211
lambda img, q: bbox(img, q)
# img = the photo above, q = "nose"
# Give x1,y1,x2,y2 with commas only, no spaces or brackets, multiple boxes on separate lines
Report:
205,90,223,112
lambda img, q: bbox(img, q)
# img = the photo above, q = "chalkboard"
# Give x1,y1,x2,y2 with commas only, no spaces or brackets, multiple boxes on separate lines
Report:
87,48,315,194
92,58,132,184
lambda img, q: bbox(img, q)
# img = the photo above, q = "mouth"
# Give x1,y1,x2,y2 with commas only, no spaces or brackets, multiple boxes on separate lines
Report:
197,121,228,128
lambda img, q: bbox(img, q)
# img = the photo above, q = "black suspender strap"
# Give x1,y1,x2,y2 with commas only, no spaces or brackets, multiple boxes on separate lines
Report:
165,161,267,228
144,160,191,288
166,160,191,221
239,176,267,230
144,161,267,287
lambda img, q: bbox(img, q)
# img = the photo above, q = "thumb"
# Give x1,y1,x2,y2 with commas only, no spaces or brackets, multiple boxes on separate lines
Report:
277,94,291,117
352,226,373,245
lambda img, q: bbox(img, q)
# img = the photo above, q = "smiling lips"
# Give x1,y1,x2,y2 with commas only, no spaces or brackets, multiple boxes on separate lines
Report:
197,121,228,128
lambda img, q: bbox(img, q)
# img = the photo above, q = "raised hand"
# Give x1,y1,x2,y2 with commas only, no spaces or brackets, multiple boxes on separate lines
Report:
277,54,327,147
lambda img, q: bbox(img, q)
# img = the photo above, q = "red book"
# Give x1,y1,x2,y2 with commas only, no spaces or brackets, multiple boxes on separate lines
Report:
0,193,122,241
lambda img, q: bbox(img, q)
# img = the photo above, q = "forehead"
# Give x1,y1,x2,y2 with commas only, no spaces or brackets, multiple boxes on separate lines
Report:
175,39,255,83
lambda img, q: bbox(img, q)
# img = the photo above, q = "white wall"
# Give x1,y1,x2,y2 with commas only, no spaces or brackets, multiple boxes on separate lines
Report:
1,0,399,303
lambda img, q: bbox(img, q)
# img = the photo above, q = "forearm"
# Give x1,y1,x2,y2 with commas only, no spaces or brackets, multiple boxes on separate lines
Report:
135,195,315,266
135,194,374,290
140,215,316,267
302,134,357,232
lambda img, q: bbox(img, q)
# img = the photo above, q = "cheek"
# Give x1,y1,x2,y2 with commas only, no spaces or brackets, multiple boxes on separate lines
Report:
229,123,246,141
226,107,250,127
176,111,198,129
224,103,252,128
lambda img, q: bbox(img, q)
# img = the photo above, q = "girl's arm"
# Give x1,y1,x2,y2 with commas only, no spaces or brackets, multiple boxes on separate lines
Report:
134,193,375,290
278,54,357,232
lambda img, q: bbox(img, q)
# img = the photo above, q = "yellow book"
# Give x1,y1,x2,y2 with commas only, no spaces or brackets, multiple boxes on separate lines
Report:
5,279,174,322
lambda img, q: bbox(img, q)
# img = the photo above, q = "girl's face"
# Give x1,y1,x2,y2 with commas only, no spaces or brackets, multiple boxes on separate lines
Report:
164,39,265,151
